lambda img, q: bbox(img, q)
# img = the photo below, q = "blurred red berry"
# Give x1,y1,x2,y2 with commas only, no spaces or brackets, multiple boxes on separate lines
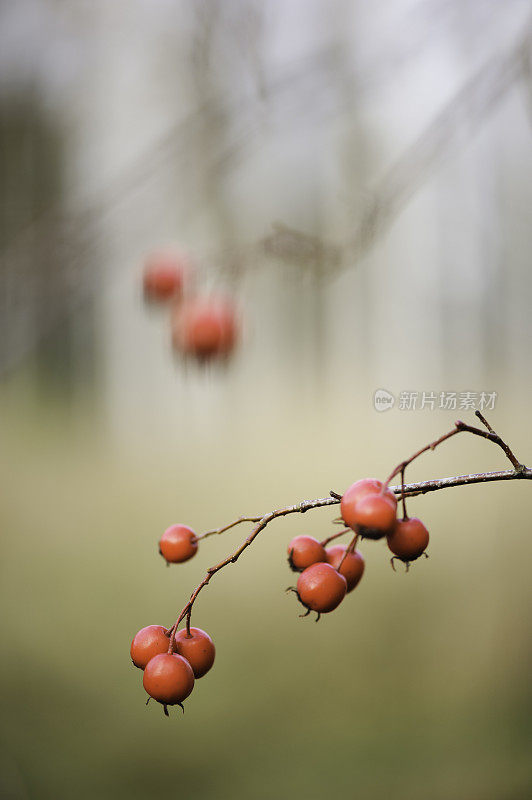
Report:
143,250,191,302
171,297,238,360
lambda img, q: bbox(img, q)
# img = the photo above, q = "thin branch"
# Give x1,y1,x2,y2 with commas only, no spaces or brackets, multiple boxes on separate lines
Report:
392,468,532,498
475,410,495,433
165,415,527,645
384,414,524,487
197,516,263,540
471,410,524,470
166,495,338,647
167,464,532,646
454,421,524,470
344,27,530,266
384,424,463,486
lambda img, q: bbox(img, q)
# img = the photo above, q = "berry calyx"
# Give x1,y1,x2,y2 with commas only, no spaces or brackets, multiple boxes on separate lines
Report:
130,625,170,670
143,653,195,712
287,535,327,572
143,251,190,302
387,517,429,562
350,493,397,540
171,297,239,361
296,562,347,614
159,524,198,564
174,627,216,678
341,478,397,530
325,545,365,592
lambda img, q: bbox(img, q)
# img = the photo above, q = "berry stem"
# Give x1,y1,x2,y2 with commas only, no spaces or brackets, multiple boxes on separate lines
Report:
320,527,351,546
196,515,264,540
384,426,463,488
400,466,408,520
337,533,359,572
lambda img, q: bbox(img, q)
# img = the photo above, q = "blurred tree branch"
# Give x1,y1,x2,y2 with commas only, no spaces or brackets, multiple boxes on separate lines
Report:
1,18,531,374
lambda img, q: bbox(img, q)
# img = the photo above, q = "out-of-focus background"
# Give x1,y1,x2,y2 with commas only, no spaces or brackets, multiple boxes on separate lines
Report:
1,1,532,798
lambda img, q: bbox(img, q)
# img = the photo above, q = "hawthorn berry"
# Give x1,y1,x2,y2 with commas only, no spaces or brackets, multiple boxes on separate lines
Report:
296,562,347,614
130,625,169,670
159,524,198,564
387,517,429,563
287,535,327,572
171,297,238,361
143,251,190,302
350,493,397,540
143,653,195,713
174,627,216,678
340,478,397,531
325,545,365,592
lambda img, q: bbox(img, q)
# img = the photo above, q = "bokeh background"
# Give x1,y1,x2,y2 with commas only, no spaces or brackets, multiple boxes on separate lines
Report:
1,1,532,798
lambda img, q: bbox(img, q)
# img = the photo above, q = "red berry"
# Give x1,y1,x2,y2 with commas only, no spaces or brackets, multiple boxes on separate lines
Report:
287,535,327,571
296,562,347,613
351,493,397,540
341,478,397,530
325,545,365,592
130,625,169,670
174,627,216,678
143,653,195,707
171,297,238,361
387,517,429,562
159,525,198,564
143,251,191,301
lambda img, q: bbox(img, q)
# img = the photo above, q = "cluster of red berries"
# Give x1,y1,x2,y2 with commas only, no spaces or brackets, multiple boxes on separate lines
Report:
341,478,429,565
131,480,429,714
287,478,429,618
131,524,212,715
287,537,364,617
130,624,215,715
129,412,522,720
142,249,239,362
